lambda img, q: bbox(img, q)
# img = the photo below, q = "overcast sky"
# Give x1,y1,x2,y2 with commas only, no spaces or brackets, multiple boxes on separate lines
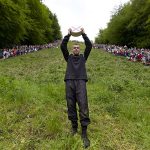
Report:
43,0,130,41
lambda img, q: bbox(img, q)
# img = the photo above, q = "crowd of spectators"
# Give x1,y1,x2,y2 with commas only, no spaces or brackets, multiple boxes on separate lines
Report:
1,42,150,66
93,44,150,66
0,41,60,60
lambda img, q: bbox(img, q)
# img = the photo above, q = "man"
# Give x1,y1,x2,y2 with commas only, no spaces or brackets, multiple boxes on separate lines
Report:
60,28,92,148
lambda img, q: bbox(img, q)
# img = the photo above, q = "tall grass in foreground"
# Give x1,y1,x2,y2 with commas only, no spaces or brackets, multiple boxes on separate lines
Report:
0,45,150,150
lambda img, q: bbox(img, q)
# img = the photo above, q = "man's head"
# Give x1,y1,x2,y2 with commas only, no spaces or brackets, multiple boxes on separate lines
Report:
72,44,80,56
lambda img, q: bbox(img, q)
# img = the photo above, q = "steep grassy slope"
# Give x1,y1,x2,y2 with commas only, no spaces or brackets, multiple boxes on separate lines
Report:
0,45,150,150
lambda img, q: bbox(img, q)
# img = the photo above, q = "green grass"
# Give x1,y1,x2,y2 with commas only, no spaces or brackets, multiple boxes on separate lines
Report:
0,45,150,150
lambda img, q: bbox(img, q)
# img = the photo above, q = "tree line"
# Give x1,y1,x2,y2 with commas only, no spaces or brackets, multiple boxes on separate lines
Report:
0,0,62,48
95,0,150,48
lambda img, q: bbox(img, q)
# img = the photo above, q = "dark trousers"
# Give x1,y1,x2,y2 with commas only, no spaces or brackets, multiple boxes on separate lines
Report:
65,80,90,127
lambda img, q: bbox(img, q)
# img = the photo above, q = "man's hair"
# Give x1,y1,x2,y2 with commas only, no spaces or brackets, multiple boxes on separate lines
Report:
73,43,79,46
73,41,81,47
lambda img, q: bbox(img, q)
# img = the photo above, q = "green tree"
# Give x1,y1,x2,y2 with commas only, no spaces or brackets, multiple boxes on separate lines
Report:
0,0,62,48
45,11,62,42
51,14,62,41
127,0,150,48
95,0,150,48
95,29,109,44
0,0,29,48
25,0,49,44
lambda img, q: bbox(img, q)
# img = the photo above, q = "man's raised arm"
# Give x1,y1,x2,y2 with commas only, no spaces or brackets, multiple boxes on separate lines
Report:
60,29,71,62
81,28,92,61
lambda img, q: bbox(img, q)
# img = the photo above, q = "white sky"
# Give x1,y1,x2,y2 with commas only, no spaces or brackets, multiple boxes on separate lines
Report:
43,0,130,42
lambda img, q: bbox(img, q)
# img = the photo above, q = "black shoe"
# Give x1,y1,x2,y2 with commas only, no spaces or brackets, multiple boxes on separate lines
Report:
71,121,78,136
82,135,90,148
81,126,90,148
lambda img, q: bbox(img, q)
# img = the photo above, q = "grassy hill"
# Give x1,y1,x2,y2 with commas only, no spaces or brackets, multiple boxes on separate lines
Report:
0,44,150,150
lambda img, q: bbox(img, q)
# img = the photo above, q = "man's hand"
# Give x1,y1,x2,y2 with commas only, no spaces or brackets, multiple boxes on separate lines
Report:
68,28,72,35
81,28,85,34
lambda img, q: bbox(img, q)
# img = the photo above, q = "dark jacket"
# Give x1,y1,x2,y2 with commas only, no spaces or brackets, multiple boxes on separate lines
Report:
60,33,92,81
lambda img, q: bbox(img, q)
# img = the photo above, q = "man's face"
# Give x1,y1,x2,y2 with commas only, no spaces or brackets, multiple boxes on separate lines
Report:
72,45,80,55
